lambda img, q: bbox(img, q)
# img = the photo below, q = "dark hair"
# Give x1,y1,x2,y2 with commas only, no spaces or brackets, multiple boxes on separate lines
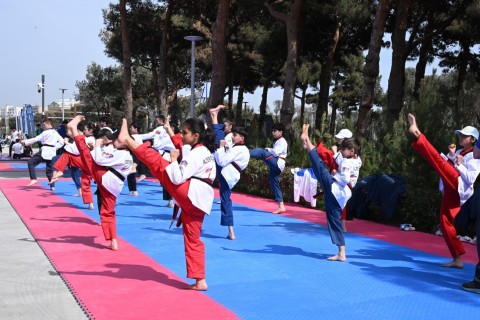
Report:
77,120,86,132
15,138,20,143
340,138,361,155
232,128,248,140
272,123,285,133
182,118,216,153
99,116,109,123
62,119,69,125
224,119,235,128
156,115,166,123
97,127,117,140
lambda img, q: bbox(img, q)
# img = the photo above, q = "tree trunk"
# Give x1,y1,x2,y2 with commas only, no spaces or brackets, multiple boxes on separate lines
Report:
455,39,471,124
315,16,342,132
208,0,231,109
386,0,411,125
356,0,390,138
120,0,133,123
158,1,173,117
412,22,434,100
258,82,269,135
265,0,304,141
151,59,159,114
298,86,306,128
235,70,245,125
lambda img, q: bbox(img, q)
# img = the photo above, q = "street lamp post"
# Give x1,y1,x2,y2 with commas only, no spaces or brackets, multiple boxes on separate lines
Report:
59,88,68,120
184,35,203,118
39,75,45,122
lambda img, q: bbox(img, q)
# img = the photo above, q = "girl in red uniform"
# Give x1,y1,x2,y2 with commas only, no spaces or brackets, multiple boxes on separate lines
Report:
118,117,216,291
408,113,480,268
67,116,133,251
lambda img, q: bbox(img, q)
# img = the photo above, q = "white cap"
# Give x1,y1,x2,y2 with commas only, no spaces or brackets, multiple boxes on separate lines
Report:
335,128,353,139
454,126,479,140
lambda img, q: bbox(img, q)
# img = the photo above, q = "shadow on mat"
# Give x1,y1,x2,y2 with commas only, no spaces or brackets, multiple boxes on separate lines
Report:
36,235,106,249
223,244,325,259
30,216,99,225
61,263,187,288
36,201,84,209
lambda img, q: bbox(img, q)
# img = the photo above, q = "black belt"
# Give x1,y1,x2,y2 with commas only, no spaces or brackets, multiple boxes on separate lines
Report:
108,167,125,181
232,161,243,173
191,176,213,186
42,144,54,147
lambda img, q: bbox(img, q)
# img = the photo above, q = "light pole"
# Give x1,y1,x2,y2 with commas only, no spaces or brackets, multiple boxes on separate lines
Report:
184,35,203,118
59,88,67,120
37,75,45,122
243,101,249,127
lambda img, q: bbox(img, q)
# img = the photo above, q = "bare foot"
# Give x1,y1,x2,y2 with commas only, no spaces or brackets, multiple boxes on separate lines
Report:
110,239,118,251
209,104,226,116
185,279,208,291
272,208,286,214
67,115,85,132
137,174,146,182
300,124,310,145
441,259,463,269
327,254,347,262
50,186,55,191
88,203,94,210
49,172,63,185
407,113,421,139
117,118,130,145
27,179,38,186
129,191,138,196
227,233,236,240
73,193,81,197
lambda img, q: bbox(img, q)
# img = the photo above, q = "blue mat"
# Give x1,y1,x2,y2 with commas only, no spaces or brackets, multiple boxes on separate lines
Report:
42,180,480,319
9,163,46,169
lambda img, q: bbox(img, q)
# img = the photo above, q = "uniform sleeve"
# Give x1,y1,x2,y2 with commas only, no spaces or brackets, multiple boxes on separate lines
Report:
138,127,158,141
456,157,480,186
215,146,235,167
168,153,200,185
24,133,43,146
270,138,288,157
333,160,353,187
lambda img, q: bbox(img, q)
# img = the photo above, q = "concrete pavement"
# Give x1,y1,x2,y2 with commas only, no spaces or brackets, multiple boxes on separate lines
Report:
0,160,88,320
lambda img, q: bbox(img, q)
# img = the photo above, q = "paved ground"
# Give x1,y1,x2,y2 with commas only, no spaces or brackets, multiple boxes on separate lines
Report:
0,158,89,320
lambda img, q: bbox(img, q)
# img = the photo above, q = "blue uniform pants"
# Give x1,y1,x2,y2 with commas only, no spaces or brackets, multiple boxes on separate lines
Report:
250,148,283,202
212,123,234,226
308,149,345,246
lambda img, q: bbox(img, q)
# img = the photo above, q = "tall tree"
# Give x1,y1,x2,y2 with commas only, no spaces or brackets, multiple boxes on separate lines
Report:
265,0,304,140
357,0,391,138
208,0,231,108
120,0,133,123
158,1,174,116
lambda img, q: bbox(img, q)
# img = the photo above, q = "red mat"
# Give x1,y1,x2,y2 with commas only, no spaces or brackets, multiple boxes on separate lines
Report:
1,180,239,320
217,190,478,264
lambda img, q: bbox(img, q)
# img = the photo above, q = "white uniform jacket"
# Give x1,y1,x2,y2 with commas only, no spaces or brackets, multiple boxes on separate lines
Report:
64,136,95,155
91,144,133,197
166,145,216,214
265,137,288,172
215,143,250,189
442,150,480,205
140,126,175,161
24,128,64,160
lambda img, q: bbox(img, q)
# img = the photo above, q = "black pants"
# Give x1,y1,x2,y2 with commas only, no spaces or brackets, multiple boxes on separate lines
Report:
127,172,137,192
27,152,53,184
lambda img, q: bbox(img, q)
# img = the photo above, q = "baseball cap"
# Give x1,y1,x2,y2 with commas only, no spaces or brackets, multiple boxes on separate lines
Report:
335,128,353,139
454,126,479,140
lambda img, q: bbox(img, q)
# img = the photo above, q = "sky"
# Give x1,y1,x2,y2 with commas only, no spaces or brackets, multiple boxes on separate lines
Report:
0,1,439,113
